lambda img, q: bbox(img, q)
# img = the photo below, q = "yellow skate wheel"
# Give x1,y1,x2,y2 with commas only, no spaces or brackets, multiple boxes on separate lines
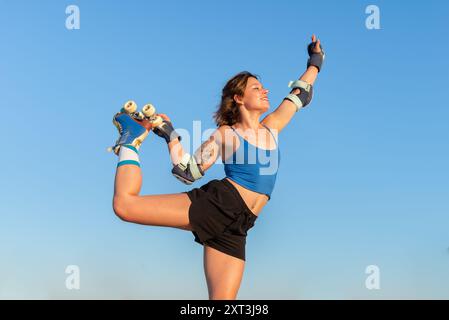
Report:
142,104,156,118
123,100,137,114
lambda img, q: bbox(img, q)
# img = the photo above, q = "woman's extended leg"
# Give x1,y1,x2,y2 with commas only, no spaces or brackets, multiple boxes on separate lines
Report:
113,164,192,230
203,245,245,300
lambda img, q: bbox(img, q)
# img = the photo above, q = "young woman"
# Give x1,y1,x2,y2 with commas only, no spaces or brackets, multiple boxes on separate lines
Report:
111,35,324,300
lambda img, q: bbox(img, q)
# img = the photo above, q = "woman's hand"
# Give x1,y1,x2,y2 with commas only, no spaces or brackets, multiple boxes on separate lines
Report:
307,34,325,72
310,35,322,53
152,113,182,143
158,113,171,122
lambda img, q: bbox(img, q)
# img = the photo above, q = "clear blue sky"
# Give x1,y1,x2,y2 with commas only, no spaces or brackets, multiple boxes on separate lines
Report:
1,0,448,299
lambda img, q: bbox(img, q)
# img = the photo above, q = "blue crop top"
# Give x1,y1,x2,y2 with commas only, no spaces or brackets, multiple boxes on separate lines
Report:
224,125,280,199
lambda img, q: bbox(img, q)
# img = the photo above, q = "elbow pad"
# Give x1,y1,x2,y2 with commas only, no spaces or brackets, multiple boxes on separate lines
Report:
285,80,313,112
171,153,204,185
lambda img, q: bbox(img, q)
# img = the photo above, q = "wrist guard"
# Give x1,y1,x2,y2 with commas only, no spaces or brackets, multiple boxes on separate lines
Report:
307,41,325,72
153,120,181,144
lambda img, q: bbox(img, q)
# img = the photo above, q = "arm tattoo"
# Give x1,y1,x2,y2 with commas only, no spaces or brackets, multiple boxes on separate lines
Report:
194,138,218,165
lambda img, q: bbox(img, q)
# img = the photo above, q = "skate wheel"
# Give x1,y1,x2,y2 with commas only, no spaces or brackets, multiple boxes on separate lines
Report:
151,115,163,128
122,100,137,114
142,104,156,118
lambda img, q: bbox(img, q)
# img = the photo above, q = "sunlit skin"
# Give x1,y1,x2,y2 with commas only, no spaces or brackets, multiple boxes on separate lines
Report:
113,34,323,300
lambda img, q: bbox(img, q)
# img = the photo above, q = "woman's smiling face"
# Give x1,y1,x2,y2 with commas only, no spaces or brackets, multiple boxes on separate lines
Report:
237,77,270,112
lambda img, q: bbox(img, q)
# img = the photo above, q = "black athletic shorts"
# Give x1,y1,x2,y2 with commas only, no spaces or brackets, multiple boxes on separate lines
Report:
185,178,258,261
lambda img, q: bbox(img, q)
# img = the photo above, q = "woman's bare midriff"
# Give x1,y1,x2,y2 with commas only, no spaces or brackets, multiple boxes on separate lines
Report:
225,178,268,216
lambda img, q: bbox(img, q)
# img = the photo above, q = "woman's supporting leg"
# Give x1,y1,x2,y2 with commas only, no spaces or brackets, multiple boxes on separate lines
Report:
203,245,245,300
113,164,192,230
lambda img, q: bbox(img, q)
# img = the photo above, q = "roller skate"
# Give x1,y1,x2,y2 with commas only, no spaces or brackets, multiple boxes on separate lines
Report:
108,100,164,155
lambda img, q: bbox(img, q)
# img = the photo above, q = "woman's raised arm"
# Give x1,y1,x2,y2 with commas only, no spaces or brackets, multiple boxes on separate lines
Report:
262,34,324,132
